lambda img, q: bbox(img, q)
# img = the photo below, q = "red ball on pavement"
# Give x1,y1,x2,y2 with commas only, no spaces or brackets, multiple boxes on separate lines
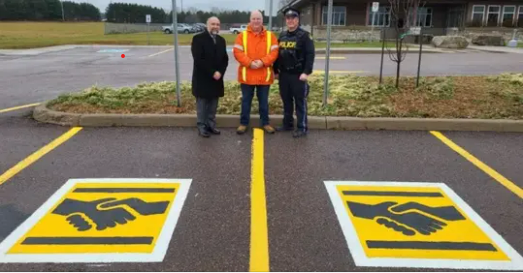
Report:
121,54,125,58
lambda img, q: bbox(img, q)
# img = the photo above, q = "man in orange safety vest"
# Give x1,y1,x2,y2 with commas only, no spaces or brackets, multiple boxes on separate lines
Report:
233,10,279,135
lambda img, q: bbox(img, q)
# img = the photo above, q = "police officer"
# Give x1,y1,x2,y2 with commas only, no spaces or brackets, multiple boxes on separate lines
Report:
274,7,315,138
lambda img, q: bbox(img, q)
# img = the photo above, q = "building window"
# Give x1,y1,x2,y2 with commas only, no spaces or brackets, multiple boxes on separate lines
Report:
322,6,346,26
368,6,390,26
471,5,485,26
487,5,501,27
518,6,523,27
502,6,516,27
406,7,432,27
415,7,433,27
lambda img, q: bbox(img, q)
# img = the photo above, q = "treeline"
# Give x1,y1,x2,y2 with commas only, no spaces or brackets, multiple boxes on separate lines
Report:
0,0,282,25
0,0,100,21
105,3,167,23
172,10,278,24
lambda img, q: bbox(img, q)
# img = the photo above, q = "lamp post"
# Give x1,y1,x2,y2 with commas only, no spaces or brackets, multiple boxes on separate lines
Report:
172,0,181,107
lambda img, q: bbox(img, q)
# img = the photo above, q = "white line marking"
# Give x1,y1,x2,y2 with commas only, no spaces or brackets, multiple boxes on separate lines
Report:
0,178,192,263
324,180,523,270
148,48,174,57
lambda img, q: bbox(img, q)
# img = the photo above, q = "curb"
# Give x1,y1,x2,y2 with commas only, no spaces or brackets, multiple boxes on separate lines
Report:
314,48,445,54
33,103,523,132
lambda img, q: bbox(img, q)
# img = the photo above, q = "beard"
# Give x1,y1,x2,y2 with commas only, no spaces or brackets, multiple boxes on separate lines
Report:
211,29,219,35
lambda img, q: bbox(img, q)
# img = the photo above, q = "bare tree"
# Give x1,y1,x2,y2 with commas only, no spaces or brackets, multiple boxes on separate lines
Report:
386,0,424,88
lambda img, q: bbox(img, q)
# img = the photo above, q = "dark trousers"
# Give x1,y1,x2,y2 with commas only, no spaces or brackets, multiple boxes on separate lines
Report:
279,73,309,132
240,84,270,126
196,97,219,130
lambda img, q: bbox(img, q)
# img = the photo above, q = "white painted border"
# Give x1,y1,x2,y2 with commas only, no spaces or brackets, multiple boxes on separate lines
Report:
324,180,523,270
0,178,192,263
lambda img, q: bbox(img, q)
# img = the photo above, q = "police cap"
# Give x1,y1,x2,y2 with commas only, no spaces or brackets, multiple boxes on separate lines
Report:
283,7,300,18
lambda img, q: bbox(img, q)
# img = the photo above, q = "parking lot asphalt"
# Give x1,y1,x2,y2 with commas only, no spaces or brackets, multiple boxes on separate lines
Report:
1,45,523,110
0,109,522,271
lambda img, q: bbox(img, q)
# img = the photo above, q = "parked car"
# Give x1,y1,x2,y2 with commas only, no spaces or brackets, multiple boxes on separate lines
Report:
229,25,247,34
162,23,197,34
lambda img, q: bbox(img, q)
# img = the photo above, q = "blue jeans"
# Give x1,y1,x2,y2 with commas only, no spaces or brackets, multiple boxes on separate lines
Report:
240,84,270,126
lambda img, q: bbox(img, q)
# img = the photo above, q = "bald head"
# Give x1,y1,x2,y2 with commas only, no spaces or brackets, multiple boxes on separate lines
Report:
207,16,220,35
250,10,263,32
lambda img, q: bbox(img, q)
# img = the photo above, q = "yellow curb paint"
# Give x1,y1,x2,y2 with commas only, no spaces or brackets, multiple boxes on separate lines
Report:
0,127,82,186
147,48,173,57
250,128,269,272
0,103,40,114
430,131,523,199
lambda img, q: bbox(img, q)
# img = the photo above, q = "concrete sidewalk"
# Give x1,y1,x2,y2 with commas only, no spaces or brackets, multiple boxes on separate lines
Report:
467,45,523,54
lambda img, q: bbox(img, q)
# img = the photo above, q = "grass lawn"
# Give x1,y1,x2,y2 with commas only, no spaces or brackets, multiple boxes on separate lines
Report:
519,42,523,48
48,73,523,119
0,22,387,49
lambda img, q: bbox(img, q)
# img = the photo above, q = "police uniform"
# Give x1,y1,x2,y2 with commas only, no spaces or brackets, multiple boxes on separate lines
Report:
274,7,315,138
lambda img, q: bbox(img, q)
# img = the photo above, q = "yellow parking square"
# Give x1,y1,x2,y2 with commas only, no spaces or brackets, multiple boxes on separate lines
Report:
0,178,192,263
324,181,523,270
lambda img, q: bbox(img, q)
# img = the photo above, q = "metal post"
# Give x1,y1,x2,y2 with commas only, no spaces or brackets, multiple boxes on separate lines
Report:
379,28,385,84
147,23,150,45
172,0,181,107
268,0,273,31
416,27,423,87
60,0,65,21
371,12,375,43
323,0,333,108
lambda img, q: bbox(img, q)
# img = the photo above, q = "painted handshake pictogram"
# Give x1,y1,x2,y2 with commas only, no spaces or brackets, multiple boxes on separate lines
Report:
347,201,466,236
52,198,170,231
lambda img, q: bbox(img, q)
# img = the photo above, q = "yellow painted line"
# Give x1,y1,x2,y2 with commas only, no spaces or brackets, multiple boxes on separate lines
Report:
0,127,83,186
316,56,346,60
250,128,269,272
430,131,523,199
313,70,365,74
147,48,173,57
0,103,40,114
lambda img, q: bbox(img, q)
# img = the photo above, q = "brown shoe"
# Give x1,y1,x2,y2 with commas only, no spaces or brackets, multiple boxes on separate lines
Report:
263,125,275,134
237,125,247,135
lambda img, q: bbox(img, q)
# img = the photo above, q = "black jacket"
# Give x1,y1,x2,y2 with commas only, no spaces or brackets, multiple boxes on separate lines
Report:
191,30,229,98
274,27,315,75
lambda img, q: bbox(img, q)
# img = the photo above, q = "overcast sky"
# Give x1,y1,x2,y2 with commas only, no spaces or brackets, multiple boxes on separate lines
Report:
72,0,276,13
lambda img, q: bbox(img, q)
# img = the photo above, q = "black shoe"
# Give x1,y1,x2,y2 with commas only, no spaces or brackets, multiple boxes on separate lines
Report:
276,126,294,132
198,128,210,138
207,127,221,135
293,130,307,138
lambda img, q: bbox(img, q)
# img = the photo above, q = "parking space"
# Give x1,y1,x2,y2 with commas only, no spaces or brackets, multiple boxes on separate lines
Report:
0,126,251,271
264,130,523,271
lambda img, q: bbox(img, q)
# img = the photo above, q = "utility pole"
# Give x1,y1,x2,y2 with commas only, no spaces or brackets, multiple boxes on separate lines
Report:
268,0,273,31
323,0,333,108
60,0,65,21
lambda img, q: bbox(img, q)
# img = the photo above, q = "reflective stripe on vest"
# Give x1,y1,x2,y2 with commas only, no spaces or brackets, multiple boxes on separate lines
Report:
265,31,272,82
242,31,248,82
242,30,273,83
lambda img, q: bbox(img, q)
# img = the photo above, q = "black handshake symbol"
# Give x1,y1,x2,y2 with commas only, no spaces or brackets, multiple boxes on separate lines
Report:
52,198,170,231
347,201,466,236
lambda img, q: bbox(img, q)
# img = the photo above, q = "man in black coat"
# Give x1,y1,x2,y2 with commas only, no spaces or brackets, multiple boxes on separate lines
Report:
191,16,229,137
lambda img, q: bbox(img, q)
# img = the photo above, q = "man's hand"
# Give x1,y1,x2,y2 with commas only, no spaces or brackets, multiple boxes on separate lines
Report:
299,73,309,82
250,60,263,69
213,71,222,80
